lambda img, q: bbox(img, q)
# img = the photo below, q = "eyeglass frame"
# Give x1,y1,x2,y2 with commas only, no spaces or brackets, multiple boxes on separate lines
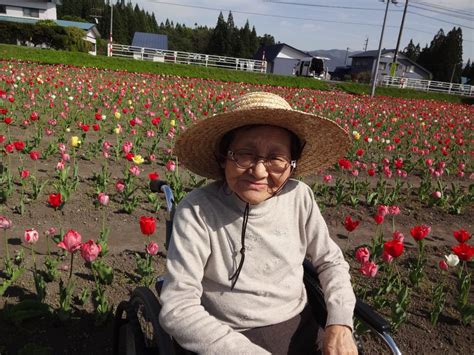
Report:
226,149,297,173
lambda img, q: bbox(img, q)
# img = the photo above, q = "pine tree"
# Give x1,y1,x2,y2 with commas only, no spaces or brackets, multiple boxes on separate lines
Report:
207,12,227,55
403,39,420,62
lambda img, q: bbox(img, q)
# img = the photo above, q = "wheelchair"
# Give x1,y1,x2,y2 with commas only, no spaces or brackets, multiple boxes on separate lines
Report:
113,182,401,355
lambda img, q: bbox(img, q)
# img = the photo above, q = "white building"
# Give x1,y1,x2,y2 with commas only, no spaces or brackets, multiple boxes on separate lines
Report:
0,0,60,20
0,0,100,55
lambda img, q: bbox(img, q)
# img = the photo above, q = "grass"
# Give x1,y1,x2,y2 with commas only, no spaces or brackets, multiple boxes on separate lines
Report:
1,44,473,104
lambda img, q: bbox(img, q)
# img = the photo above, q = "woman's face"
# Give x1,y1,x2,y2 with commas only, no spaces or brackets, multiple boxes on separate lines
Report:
224,125,293,205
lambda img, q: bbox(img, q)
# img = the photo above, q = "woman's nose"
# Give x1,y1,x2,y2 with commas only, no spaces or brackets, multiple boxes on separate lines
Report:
249,160,268,177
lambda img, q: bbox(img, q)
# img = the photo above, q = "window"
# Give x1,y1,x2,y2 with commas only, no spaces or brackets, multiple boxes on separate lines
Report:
0,5,6,14
23,7,40,18
379,62,387,71
408,65,415,73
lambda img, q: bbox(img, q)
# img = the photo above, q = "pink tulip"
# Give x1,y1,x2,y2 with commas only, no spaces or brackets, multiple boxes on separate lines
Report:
24,228,39,244
392,230,405,242
115,180,125,192
146,241,159,255
98,192,109,206
0,216,12,229
57,229,82,253
359,261,378,277
80,240,101,262
432,191,442,199
355,247,370,264
165,160,176,172
323,175,333,183
382,251,393,264
129,165,140,176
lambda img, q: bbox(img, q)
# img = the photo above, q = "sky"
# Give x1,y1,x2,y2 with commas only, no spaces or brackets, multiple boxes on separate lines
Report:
134,0,474,63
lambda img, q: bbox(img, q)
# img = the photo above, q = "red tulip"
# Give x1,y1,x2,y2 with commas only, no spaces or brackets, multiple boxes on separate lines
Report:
410,225,431,241
383,240,404,258
139,216,156,235
48,193,62,209
29,151,40,160
57,229,82,253
13,140,25,151
148,172,159,180
20,169,30,179
453,228,471,244
451,243,474,261
373,214,384,225
344,216,360,232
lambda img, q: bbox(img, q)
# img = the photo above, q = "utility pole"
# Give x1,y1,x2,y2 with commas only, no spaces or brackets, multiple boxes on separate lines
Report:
364,37,369,51
108,1,113,57
390,0,409,76
370,0,395,98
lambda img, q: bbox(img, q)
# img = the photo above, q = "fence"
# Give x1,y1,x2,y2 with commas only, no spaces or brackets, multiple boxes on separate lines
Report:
380,76,474,97
110,44,267,73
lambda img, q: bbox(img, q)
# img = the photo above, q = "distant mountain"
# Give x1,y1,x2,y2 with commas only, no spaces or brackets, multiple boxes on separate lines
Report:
307,49,361,71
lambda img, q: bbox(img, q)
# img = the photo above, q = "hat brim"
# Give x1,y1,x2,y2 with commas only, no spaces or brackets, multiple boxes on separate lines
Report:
174,107,350,180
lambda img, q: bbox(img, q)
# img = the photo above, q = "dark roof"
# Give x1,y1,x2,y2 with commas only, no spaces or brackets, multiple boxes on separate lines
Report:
254,43,308,61
349,49,394,58
131,32,168,50
0,15,100,37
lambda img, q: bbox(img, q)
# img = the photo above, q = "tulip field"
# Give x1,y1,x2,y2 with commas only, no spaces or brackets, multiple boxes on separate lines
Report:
0,59,473,354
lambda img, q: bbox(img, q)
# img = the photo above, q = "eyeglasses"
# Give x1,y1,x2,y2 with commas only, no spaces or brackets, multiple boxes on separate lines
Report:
227,150,296,173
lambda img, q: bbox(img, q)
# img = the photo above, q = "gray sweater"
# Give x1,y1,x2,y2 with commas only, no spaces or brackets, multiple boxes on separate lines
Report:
159,179,355,354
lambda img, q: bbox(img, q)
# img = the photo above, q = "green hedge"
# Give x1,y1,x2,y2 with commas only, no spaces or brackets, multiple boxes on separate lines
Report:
0,21,90,52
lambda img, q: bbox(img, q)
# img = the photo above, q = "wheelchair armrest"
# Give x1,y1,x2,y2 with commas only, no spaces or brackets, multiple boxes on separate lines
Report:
355,298,391,333
303,260,391,334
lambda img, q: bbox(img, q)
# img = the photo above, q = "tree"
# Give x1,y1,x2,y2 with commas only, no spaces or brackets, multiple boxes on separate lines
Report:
207,12,227,55
417,28,464,82
403,39,420,62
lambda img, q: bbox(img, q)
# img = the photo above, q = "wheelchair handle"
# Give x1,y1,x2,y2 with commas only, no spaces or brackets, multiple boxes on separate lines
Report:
150,180,175,213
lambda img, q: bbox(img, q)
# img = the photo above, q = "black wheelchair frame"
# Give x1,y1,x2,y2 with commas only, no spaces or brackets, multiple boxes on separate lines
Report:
113,182,401,355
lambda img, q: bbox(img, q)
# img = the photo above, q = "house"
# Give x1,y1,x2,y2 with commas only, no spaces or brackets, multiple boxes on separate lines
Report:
132,32,168,51
0,0,60,20
350,49,431,81
254,43,309,75
0,0,100,55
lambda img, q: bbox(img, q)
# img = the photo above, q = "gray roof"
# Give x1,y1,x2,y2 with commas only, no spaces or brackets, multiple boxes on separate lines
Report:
131,32,168,50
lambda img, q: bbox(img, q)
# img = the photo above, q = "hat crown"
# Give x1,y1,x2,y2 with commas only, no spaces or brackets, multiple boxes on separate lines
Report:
230,92,292,112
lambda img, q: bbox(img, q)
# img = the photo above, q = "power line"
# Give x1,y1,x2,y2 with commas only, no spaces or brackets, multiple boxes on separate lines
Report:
148,1,474,43
411,0,474,16
263,1,390,12
408,10,474,29
409,3,474,21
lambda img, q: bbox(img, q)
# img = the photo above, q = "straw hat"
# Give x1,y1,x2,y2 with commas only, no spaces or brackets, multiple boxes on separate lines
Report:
174,91,350,180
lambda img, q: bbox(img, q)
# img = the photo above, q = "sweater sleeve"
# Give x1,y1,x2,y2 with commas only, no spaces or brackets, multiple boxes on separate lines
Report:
304,192,356,329
158,200,270,355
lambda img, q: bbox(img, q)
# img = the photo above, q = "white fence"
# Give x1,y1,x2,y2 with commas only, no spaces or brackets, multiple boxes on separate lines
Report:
381,76,474,97
110,44,267,73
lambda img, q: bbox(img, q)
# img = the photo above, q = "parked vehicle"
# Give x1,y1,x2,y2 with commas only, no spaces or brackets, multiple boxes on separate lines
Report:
294,57,330,80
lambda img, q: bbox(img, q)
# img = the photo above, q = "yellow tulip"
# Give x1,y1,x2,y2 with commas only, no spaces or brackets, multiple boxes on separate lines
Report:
114,127,121,135
352,131,361,140
70,136,81,147
170,119,176,127
132,155,144,165
114,111,121,119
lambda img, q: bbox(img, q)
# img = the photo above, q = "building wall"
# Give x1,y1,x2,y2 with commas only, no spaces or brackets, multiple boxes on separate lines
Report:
273,58,299,76
0,0,57,20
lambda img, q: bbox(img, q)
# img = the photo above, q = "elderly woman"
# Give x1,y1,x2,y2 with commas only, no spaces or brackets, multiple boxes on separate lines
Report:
159,92,357,355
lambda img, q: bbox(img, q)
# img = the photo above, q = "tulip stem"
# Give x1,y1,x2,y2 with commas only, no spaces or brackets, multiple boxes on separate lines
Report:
69,252,74,281
4,230,9,261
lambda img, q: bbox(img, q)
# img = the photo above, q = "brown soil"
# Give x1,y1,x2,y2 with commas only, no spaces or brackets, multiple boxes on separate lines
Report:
0,153,472,354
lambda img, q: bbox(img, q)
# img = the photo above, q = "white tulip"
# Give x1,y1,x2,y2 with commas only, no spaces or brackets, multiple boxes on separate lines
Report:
445,254,459,267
